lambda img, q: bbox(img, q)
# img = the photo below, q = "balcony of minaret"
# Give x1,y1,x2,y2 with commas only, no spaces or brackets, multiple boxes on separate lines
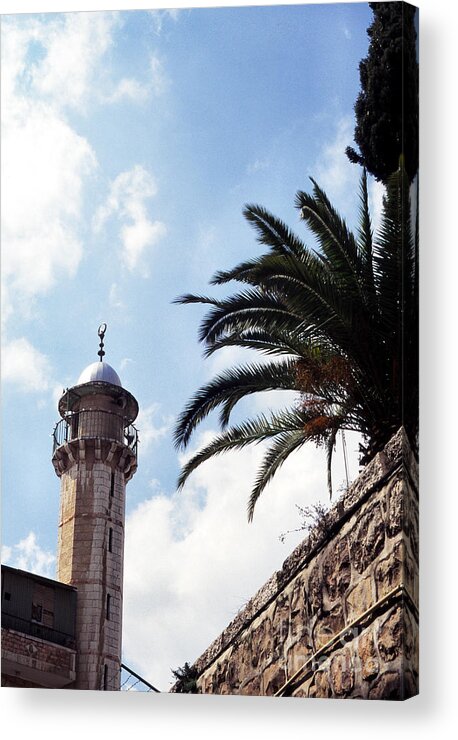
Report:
51,407,138,482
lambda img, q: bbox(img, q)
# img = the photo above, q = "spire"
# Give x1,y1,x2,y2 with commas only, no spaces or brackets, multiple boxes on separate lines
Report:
97,323,107,362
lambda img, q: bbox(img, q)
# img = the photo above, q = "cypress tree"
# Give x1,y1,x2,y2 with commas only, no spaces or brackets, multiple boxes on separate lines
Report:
346,2,418,183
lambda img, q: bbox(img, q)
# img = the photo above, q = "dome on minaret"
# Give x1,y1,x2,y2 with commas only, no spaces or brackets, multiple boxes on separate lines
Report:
56,324,138,424
77,361,122,387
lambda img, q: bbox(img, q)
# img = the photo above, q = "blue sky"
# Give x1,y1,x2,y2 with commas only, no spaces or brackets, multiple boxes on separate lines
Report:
1,2,381,690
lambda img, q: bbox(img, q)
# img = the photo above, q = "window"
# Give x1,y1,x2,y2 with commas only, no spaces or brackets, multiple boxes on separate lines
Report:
106,594,111,620
108,527,113,553
104,664,108,691
110,471,115,497
31,602,43,623
70,412,79,440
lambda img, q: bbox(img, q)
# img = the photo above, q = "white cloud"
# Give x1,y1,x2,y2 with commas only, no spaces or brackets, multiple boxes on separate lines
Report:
109,282,127,311
1,102,96,301
2,532,56,579
52,382,66,409
102,53,169,104
13,13,120,113
314,117,388,237
246,157,270,175
123,427,361,690
314,115,357,204
121,219,166,272
93,165,167,273
103,77,150,105
136,402,174,455
150,54,169,96
368,177,386,236
5,12,159,112
1,15,103,326
1,13,162,328
149,8,181,36
2,337,54,393
120,357,134,371
206,345,260,379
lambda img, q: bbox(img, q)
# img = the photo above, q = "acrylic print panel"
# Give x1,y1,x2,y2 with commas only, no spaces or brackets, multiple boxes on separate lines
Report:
1,1,418,699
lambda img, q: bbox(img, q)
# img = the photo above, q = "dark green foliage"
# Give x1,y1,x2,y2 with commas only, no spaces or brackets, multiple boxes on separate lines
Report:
174,161,418,521
346,2,418,182
171,662,199,693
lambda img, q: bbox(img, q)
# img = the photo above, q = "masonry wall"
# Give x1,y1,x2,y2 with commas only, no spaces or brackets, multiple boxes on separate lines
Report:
187,428,418,700
1,629,76,688
54,436,131,691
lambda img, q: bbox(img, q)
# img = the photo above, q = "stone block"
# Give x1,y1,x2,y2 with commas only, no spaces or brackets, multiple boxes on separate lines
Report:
286,640,312,677
368,670,402,700
322,536,351,603
374,542,403,599
312,603,345,651
346,575,374,622
349,503,385,574
308,669,332,698
409,501,419,563
249,617,271,669
289,576,306,638
357,629,379,681
307,562,323,615
262,664,286,695
377,605,402,662
385,478,405,537
290,685,308,698
271,594,290,657
239,675,261,696
330,648,354,696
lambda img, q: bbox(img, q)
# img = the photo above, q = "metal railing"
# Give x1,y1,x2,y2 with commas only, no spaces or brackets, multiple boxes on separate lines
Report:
2,612,76,649
119,663,160,692
52,410,138,459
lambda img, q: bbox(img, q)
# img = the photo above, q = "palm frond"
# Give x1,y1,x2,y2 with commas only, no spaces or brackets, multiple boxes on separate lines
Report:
201,331,304,359
177,407,308,492
196,290,304,346
295,180,361,292
173,293,221,307
356,169,377,307
242,204,308,260
174,358,299,449
247,429,308,522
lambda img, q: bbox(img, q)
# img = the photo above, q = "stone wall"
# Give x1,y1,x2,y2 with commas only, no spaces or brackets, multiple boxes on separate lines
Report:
55,439,130,690
185,428,418,700
1,629,76,688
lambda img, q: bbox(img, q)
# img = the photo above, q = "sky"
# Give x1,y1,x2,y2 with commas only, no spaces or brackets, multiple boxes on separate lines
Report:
1,2,383,691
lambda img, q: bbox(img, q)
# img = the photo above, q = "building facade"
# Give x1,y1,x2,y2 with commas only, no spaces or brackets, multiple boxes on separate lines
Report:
1,565,77,689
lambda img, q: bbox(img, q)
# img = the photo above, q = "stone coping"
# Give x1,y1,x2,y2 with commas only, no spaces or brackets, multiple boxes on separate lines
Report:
192,427,417,676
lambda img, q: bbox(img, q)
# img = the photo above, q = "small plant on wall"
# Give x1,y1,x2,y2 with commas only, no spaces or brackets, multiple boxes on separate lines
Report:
171,662,199,694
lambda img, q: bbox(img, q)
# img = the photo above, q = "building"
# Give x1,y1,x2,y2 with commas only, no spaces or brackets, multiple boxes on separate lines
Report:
2,326,139,690
1,565,77,688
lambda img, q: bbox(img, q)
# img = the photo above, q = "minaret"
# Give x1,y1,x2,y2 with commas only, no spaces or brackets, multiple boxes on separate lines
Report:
52,325,138,690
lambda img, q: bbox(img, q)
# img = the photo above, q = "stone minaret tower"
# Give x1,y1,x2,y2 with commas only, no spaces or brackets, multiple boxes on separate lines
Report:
52,325,138,690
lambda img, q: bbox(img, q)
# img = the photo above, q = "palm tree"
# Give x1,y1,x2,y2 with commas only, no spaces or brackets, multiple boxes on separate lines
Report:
174,161,418,521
